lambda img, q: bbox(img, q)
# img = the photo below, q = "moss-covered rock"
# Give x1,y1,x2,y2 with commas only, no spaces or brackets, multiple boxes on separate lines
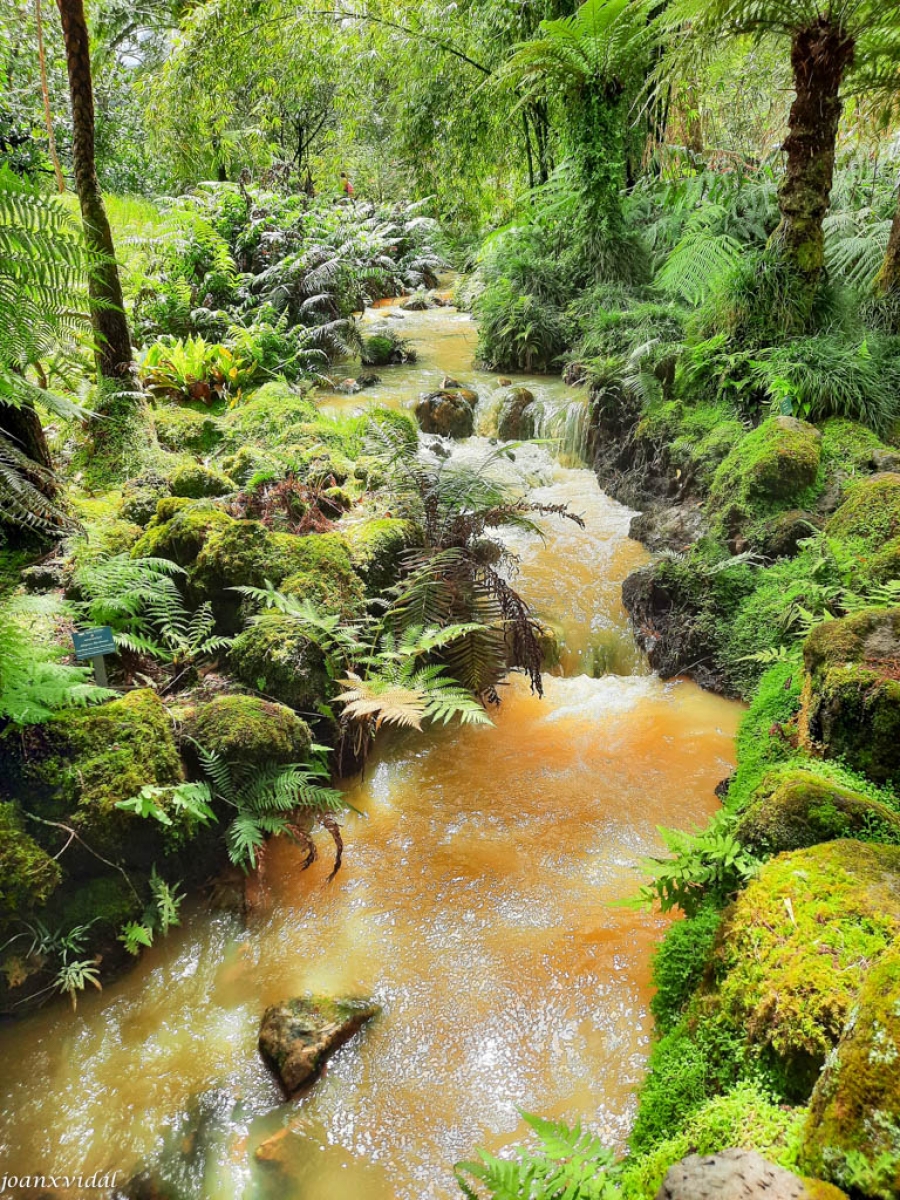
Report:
0,802,61,915
709,417,822,541
277,532,366,613
716,840,900,1070
168,462,236,500
826,473,900,584
497,388,537,440
131,504,231,566
229,614,330,711
736,769,900,854
152,406,222,454
414,389,475,438
180,695,311,766
363,406,419,452
120,471,170,527
802,608,900,786
219,383,317,448
258,994,380,1094
341,518,417,595
361,330,413,367
802,944,900,1200
29,690,184,864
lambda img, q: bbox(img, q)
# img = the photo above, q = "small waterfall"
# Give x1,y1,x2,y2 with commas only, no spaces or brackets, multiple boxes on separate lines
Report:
532,392,592,465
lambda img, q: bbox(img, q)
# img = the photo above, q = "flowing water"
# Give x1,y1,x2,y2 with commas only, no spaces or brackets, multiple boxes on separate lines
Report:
0,301,741,1200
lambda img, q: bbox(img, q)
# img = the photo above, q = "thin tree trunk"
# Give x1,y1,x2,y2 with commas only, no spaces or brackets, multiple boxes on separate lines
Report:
875,194,900,295
56,0,133,383
1,402,53,474
769,18,854,288
36,0,65,193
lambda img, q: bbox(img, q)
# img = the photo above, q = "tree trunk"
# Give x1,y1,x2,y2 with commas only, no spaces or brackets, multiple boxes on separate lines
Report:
36,0,65,192
770,18,855,288
56,0,133,382
1,402,53,474
874,195,900,295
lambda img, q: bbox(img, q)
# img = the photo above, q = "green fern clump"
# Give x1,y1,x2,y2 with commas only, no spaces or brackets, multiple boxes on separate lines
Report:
0,595,114,727
650,903,722,1034
456,1112,618,1200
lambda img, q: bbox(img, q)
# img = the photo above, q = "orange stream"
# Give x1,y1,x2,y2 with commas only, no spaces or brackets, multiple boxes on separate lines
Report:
0,303,741,1200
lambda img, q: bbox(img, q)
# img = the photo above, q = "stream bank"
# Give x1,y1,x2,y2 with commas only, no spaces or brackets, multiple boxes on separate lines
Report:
0,301,741,1200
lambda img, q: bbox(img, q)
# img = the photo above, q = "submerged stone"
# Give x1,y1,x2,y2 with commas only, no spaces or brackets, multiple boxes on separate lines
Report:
497,387,537,440
258,995,380,1094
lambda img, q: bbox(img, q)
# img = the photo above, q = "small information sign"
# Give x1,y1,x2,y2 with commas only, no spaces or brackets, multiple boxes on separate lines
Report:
73,627,117,660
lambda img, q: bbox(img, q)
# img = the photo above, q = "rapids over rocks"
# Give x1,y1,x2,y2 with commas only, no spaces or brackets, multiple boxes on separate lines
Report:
0,301,741,1200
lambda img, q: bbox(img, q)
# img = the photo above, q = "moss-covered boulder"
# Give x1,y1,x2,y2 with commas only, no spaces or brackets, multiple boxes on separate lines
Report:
801,944,900,1200
219,383,317,448
709,417,821,541
152,406,222,454
131,504,231,566
415,389,475,438
363,406,419,452
361,330,413,367
735,769,900,855
229,615,329,712
802,608,900,786
180,695,311,767
168,462,236,500
826,473,900,584
715,840,900,1074
497,387,537,440
341,518,417,595
120,470,170,527
258,995,380,1094
0,802,61,916
29,690,184,864
277,532,366,613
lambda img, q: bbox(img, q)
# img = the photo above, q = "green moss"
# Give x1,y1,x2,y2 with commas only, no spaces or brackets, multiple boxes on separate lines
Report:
726,662,804,809
341,518,417,595
820,419,889,475
31,690,184,861
220,383,317,448
629,1000,756,1153
621,1083,805,1200
716,841,900,1067
152,406,222,454
42,873,139,934
802,944,900,1200
0,802,61,915
651,904,723,1034
131,504,231,565
709,417,822,539
276,532,366,613
361,334,400,367
229,614,330,712
364,406,419,452
168,462,236,499
826,474,900,585
636,399,744,491
736,769,900,855
180,695,311,766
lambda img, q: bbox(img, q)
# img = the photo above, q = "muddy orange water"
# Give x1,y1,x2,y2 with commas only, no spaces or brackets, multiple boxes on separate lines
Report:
0,302,741,1200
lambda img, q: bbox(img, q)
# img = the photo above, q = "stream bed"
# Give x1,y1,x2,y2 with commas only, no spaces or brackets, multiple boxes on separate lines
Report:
0,302,741,1200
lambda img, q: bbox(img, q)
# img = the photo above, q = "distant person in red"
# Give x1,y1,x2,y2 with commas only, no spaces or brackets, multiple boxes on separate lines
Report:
340,171,354,198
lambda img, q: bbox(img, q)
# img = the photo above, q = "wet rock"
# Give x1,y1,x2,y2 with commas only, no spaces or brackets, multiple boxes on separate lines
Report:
414,389,475,438
497,387,537,441
870,448,900,473
355,372,381,389
629,502,707,553
622,563,724,692
756,509,821,559
497,377,513,387
735,768,900,854
21,557,69,592
655,1149,847,1200
258,995,380,1094
802,608,900,785
442,376,461,389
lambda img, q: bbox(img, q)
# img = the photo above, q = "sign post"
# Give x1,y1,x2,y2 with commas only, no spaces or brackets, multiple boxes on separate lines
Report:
72,626,117,687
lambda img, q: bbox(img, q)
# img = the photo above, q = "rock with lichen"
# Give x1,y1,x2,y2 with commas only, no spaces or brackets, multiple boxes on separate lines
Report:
414,389,475,438
179,695,311,767
801,944,900,1200
655,1149,847,1200
258,995,380,1094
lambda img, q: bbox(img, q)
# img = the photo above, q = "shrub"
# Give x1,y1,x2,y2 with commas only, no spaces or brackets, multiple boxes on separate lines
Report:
650,903,723,1033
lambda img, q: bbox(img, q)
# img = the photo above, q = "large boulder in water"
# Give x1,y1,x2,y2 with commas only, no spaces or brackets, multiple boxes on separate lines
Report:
655,1149,847,1200
258,995,380,1094
497,387,537,440
414,388,476,438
